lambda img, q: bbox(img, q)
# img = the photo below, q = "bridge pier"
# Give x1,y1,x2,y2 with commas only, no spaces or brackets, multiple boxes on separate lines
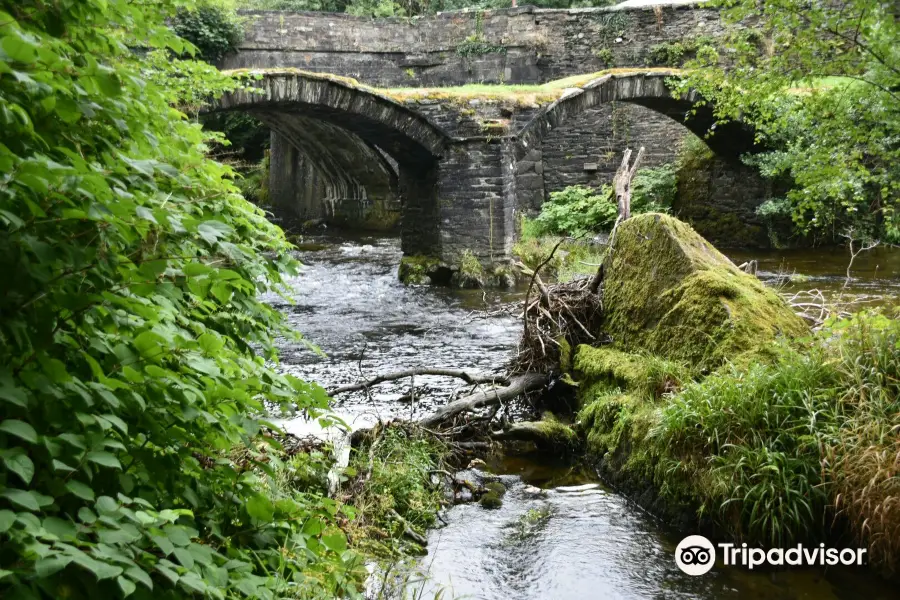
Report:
435,140,516,265
399,163,441,257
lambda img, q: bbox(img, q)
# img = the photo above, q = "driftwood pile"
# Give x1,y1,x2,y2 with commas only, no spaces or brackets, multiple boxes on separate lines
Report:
513,259,605,375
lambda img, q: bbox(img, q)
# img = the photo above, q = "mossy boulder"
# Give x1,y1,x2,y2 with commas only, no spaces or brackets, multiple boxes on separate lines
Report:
601,213,807,367
451,250,485,288
496,413,580,455
479,492,503,509
398,255,450,285
577,391,648,457
573,347,689,402
485,481,507,497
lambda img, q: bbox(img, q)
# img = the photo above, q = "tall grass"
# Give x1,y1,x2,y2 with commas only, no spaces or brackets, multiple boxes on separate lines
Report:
827,313,900,574
343,424,448,557
645,311,899,573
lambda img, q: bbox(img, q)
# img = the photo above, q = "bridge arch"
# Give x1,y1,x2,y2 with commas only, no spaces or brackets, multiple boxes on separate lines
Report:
210,70,453,255
515,71,758,162
512,70,770,246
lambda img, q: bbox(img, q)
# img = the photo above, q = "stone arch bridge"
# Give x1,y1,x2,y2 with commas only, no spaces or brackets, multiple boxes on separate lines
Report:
211,68,756,267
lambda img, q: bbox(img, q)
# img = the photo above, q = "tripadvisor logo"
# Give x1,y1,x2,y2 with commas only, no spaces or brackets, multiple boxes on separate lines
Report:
675,535,716,575
674,535,868,576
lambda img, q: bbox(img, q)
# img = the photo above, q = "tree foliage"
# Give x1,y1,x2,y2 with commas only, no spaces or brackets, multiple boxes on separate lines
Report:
678,0,900,243
0,1,363,598
173,1,244,63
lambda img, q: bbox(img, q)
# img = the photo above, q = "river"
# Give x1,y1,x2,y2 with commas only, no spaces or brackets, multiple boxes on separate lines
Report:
265,233,899,600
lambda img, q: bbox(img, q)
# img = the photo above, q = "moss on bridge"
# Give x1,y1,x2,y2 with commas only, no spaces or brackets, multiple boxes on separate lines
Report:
223,66,683,109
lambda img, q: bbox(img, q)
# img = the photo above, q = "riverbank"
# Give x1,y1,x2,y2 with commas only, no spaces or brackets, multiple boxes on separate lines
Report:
575,312,899,574
274,229,898,595
512,214,899,578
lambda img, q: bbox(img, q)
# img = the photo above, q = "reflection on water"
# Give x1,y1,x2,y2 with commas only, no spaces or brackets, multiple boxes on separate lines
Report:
264,233,898,600
729,246,900,309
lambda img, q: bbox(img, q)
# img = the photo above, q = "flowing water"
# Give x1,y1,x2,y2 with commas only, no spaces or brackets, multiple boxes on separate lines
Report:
267,233,899,600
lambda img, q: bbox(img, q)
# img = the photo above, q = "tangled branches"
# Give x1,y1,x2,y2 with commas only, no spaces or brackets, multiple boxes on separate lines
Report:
513,257,605,374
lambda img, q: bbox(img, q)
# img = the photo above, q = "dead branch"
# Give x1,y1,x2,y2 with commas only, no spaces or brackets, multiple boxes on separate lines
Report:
783,288,858,327
841,229,880,289
452,441,492,451
419,373,548,429
514,260,551,305
388,509,428,546
613,146,645,220
520,239,565,336
359,422,384,485
738,260,758,276
327,368,503,396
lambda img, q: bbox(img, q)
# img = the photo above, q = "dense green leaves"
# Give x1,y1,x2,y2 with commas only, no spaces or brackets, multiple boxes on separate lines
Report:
530,167,676,238
677,0,900,243
533,185,618,237
0,0,361,598
173,1,244,63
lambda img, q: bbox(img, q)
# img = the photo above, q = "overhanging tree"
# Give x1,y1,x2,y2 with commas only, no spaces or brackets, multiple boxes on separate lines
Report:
677,0,900,244
0,1,363,598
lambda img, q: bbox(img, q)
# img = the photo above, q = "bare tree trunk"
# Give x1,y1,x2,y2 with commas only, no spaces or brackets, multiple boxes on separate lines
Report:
613,146,645,221
327,368,502,396
419,373,548,429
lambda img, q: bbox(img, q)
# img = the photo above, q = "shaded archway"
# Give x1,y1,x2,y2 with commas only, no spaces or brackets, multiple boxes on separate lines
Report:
515,70,759,162
514,71,770,246
210,70,452,255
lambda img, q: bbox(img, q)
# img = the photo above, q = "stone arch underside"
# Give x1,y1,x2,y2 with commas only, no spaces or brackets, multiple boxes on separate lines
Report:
515,71,758,162
213,73,451,254
260,113,399,228
513,71,770,246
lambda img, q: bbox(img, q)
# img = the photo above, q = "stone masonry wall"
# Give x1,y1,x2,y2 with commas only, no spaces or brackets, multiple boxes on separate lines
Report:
675,148,772,247
223,4,724,87
437,140,509,262
539,102,690,209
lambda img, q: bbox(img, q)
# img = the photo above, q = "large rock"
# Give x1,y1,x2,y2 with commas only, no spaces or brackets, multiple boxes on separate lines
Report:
599,213,807,367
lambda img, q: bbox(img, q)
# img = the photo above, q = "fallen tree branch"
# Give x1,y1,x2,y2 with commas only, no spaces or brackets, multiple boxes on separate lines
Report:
388,509,428,546
327,368,503,396
419,373,548,429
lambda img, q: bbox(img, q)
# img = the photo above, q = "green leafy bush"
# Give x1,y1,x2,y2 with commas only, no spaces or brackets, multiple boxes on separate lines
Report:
0,1,364,597
201,112,270,163
631,164,676,214
534,185,617,237
235,154,271,206
172,1,244,63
